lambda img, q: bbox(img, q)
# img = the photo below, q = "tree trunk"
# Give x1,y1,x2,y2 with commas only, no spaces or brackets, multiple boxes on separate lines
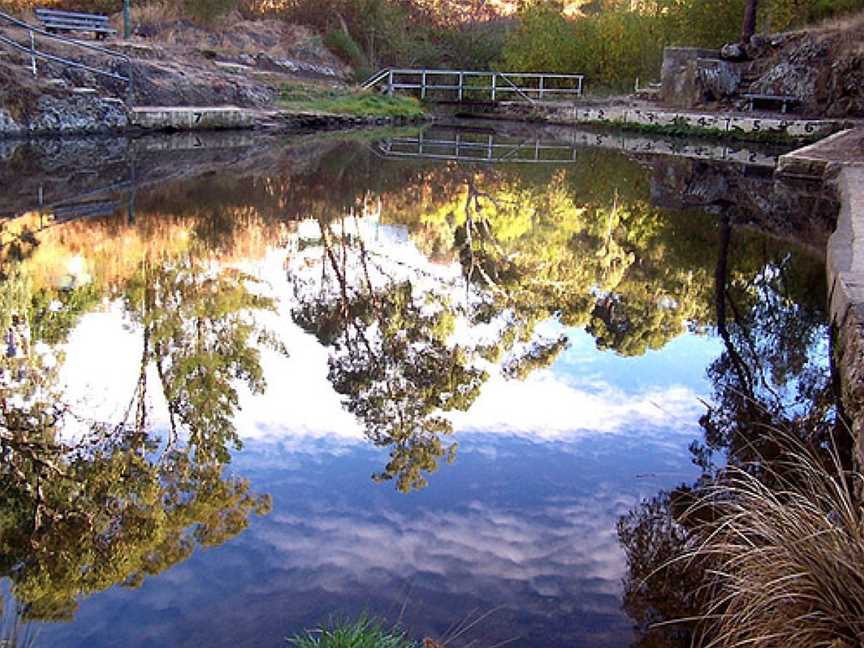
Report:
740,0,759,44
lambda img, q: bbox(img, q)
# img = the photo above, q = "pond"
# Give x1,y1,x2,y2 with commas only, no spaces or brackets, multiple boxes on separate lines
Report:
0,124,839,648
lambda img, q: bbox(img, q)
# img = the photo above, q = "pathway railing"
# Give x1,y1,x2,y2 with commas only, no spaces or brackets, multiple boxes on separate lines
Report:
0,10,133,103
375,131,579,164
371,128,781,168
362,68,584,104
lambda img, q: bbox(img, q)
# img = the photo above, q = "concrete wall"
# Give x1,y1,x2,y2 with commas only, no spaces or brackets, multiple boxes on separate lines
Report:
130,106,257,131
519,102,844,141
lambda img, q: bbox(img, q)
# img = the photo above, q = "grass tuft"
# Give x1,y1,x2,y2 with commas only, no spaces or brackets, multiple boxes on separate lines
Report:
280,84,426,119
288,615,418,648
677,430,864,648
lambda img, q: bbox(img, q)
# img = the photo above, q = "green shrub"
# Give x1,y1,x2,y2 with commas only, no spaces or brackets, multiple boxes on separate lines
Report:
501,0,747,89
324,29,368,67
288,616,418,648
183,0,238,23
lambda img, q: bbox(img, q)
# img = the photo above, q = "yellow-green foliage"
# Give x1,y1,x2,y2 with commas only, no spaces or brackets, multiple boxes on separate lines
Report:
502,0,747,88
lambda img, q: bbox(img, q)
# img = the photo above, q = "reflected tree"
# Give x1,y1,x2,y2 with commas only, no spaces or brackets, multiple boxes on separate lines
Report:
617,211,845,647
121,256,287,462
292,215,486,492
0,253,277,621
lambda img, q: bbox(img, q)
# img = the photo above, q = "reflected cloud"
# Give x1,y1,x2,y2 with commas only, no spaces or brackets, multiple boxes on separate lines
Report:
58,298,705,453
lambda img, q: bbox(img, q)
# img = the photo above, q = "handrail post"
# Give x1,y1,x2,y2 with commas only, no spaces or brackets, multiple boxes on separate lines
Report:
538,75,544,101
29,29,36,76
421,69,426,100
387,70,394,96
491,73,496,102
458,71,463,102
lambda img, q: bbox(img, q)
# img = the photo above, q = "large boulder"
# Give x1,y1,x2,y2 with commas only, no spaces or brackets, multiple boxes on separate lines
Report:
660,47,744,108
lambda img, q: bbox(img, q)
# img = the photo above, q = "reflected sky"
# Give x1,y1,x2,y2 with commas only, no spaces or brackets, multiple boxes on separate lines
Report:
39,435,702,648
34,226,711,648
0,129,827,648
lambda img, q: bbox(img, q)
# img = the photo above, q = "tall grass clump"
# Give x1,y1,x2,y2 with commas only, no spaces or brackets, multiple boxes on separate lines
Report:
288,615,418,648
680,431,864,648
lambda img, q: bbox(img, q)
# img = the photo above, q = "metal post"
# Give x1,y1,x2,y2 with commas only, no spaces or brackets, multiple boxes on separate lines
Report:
421,70,426,100
458,72,463,102
539,75,544,101
491,73,496,102
487,135,493,160
123,0,131,38
387,70,394,96
29,30,36,76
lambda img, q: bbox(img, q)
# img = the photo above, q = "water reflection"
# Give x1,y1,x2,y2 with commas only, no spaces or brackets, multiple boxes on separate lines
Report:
0,127,838,647
617,211,843,647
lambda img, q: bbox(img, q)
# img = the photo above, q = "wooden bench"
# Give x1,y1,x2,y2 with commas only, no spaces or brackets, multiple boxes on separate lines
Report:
743,93,800,114
35,8,116,40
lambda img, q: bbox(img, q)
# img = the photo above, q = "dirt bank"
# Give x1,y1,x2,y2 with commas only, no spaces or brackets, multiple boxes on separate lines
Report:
0,10,374,135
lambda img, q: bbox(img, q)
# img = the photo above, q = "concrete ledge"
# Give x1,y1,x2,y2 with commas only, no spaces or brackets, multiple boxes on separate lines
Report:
498,102,850,142
130,106,257,131
798,132,864,463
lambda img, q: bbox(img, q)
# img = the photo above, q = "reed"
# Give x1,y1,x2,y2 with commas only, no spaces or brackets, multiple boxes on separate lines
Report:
679,431,864,648
288,615,418,648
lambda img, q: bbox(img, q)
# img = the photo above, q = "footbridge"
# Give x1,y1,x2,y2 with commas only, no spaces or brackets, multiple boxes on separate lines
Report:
361,68,584,104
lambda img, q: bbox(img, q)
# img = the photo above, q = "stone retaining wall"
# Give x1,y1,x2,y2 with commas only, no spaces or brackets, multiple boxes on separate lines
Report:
779,129,864,464
500,102,846,141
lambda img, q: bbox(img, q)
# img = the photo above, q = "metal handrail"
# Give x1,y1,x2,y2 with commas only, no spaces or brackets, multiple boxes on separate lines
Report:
362,67,584,103
360,67,391,90
0,10,133,103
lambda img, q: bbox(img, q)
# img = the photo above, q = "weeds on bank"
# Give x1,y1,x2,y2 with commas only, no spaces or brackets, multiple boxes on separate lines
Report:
288,615,418,648
280,84,425,119
678,431,864,648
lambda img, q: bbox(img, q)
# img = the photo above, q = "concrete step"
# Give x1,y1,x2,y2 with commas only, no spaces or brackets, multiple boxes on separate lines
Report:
130,106,257,131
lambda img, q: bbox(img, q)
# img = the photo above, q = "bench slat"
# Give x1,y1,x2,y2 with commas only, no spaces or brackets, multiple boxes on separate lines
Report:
35,7,115,38
42,20,114,29
41,17,111,26
44,25,117,33
743,93,799,101
35,8,109,20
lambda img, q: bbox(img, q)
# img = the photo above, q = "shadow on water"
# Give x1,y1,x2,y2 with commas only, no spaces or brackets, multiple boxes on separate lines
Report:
0,124,844,646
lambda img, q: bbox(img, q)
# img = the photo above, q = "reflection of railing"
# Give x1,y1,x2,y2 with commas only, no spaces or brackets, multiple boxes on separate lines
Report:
0,10,133,103
375,132,580,164
373,128,782,168
362,68,584,104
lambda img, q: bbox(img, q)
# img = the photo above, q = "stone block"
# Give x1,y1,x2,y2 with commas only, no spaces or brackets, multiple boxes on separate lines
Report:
660,46,721,109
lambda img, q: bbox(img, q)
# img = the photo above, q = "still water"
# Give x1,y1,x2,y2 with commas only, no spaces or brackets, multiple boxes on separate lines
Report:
0,125,835,647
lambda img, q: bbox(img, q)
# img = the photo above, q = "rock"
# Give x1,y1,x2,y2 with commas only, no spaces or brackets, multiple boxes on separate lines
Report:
697,59,743,100
745,34,769,59
659,47,722,108
660,47,745,107
27,95,129,134
720,42,746,61
254,52,343,79
0,110,23,136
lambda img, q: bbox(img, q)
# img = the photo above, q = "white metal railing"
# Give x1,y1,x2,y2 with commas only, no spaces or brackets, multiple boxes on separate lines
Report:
371,128,781,168
0,10,133,103
375,131,580,164
361,68,584,103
